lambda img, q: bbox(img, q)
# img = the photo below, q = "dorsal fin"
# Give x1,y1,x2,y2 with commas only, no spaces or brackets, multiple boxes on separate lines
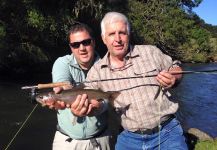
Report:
73,83,86,89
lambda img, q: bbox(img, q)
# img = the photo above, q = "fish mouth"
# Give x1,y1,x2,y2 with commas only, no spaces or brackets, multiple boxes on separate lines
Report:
36,95,50,103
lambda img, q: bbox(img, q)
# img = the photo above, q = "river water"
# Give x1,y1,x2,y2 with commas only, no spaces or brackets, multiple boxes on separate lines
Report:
172,63,217,138
0,63,217,150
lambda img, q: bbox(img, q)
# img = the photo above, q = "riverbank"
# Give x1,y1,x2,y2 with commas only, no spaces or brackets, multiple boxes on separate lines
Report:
197,140,217,150
185,128,217,149
191,139,217,150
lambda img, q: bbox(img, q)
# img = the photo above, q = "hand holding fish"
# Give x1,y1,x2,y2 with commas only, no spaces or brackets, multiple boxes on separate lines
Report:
41,85,73,110
43,98,66,110
70,94,102,117
70,94,89,117
87,99,103,116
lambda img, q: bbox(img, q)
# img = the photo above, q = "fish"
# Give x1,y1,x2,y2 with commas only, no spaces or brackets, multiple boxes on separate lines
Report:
35,88,120,105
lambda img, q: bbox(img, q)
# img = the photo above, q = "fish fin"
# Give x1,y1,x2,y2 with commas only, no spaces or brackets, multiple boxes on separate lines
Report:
108,91,121,105
154,85,161,100
115,103,131,115
74,83,86,89
114,104,138,123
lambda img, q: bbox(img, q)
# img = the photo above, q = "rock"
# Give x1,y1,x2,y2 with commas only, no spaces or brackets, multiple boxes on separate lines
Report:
187,128,214,141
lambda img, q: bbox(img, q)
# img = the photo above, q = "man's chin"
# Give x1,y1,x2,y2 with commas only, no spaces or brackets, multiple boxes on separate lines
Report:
113,48,127,55
80,55,89,59
80,58,91,63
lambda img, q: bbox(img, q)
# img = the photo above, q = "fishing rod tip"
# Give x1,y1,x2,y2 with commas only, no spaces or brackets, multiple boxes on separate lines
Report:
21,86,37,90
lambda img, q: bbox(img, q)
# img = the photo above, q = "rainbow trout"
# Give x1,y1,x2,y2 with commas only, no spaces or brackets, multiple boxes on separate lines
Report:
35,88,120,105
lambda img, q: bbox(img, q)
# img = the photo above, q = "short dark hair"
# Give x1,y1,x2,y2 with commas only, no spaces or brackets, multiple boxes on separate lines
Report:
67,22,94,42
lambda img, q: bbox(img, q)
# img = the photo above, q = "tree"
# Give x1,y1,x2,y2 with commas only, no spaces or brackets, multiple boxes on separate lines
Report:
0,0,217,75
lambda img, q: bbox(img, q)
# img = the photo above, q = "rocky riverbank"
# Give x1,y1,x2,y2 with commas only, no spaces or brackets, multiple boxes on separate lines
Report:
185,128,217,150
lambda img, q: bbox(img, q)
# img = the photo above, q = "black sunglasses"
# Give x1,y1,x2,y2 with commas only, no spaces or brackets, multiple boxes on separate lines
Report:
69,38,92,49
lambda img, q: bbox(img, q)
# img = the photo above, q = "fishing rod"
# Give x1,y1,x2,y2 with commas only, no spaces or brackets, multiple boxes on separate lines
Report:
21,81,71,90
21,69,217,90
166,69,217,75
78,69,217,84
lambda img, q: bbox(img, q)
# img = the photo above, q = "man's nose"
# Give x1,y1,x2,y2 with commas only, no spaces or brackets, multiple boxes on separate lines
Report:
114,33,121,42
79,44,85,51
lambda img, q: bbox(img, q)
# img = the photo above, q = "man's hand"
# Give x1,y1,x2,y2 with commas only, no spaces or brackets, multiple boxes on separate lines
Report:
43,98,66,110
70,94,102,117
87,99,102,116
70,94,89,117
156,67,182,89
156,70,176,89
43,85,73,110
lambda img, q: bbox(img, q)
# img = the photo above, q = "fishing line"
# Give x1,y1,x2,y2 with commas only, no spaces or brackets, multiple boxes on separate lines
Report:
158,84,163,150
4,104,38,150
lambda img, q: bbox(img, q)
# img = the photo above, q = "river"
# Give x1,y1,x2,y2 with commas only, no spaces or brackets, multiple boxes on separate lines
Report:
172,63,217,138
0,63,217,150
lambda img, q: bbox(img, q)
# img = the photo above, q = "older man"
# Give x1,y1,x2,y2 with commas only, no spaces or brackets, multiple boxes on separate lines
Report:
85,12,188,150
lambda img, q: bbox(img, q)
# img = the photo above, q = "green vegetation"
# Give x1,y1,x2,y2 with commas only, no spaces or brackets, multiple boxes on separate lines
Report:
0,0,217,75
195,140,217,150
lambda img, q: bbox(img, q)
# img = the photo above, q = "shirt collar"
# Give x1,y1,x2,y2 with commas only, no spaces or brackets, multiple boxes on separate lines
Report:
70,52,100,70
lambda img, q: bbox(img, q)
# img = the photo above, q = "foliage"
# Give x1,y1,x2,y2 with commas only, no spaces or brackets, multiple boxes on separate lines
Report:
0,0,217,75
27,9,46,30
0,23,6,38
0,0,107,74
127,0,217,62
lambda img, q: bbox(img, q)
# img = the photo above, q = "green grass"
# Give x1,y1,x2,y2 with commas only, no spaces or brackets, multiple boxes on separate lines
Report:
194,140,217,150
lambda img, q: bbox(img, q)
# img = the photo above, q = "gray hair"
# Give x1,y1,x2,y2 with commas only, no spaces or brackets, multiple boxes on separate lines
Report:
101,12,130,37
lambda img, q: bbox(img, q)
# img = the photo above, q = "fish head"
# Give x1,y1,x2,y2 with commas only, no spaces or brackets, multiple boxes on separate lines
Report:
35,92,53,105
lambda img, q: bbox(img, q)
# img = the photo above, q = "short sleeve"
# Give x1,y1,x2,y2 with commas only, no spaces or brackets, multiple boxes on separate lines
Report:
52,57,73,82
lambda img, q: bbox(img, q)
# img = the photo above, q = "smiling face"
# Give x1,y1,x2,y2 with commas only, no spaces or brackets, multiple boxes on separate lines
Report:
102,21,129,60
69,30,95,69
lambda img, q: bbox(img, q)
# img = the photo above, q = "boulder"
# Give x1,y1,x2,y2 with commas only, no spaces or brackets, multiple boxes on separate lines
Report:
187,128,214,141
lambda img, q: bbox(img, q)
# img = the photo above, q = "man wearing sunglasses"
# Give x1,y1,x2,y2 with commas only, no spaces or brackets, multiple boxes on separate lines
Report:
49,23,113,150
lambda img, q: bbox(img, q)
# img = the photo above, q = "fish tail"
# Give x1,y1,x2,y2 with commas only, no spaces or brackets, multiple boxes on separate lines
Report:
107,91,120,105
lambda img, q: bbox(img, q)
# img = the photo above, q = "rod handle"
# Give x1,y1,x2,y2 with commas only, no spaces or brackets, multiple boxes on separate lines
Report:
37,82,71,89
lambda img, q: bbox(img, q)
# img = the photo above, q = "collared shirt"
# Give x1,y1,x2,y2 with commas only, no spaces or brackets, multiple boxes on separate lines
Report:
52,54,107,139
86,45,179,131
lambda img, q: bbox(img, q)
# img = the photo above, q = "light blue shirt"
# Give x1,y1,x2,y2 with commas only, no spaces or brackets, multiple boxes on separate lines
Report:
52,54,107,139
